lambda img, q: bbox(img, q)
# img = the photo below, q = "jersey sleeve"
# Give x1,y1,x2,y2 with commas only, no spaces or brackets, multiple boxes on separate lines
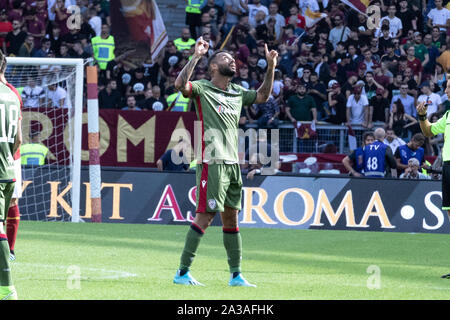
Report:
241,88,257,106
185,80,203,98
431,112,447,135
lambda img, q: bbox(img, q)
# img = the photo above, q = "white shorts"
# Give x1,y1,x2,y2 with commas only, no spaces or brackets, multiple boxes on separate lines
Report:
12,158,22,199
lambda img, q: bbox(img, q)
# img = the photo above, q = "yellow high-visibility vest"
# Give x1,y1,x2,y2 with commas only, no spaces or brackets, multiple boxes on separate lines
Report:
173,38,196,52
21,143,49,165
167,92,190,112
91,35,115,70
185,0,204,14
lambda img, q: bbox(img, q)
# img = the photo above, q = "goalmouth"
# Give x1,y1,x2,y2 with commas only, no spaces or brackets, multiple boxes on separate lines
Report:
6,57,85,223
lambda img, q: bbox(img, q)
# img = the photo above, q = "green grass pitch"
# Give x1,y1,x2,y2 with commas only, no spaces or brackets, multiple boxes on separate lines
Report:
10,221,450,299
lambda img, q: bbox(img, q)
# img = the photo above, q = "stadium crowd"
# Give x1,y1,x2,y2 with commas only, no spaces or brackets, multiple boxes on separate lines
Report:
0,0,449,178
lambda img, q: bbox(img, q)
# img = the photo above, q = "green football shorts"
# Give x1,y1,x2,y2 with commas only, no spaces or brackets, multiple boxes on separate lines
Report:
196,163,243,213
0,182,14,222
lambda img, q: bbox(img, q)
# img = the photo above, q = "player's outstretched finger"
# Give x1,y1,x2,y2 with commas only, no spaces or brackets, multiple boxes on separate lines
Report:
264,43,269,55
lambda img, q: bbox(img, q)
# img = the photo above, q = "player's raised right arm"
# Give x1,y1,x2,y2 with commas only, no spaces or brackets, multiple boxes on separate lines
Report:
174,37,209,97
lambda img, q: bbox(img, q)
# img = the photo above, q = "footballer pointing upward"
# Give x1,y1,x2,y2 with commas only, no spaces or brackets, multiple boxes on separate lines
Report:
173,37,278,287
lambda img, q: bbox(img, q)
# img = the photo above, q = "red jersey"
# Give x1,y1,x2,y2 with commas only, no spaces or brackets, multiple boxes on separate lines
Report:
407,57,423,75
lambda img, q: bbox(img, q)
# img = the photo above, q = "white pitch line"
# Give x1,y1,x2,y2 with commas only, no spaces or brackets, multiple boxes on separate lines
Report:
12,263,138,280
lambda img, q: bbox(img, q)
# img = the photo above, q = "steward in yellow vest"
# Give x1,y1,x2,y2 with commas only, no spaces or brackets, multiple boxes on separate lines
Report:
174,28,196,52
167,92,190,112
21,131,49,166
91,24,115,70
185,0,205,39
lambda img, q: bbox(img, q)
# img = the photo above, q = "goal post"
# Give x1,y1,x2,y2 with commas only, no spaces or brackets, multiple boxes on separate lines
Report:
5,57,85,223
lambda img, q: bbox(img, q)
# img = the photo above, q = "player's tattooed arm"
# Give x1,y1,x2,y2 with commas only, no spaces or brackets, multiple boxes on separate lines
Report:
174,55,202,96
255,44,278,104
175,37,209,96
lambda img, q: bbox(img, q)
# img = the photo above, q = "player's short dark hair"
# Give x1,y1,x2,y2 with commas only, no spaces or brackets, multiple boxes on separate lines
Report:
207,50,229,69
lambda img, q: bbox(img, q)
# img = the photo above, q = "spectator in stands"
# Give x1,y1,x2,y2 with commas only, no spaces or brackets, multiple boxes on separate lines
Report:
368,87,389,127
241,0,268,29
388,99,418,139
399,158,431,179
346,86,369,126
427,0,450,33
53,0,70,36
18,34,34,57
423,33,440,75
379,5,403,39
329,14,350,49
308,71,327,120
127,67,150,103
88,7,101,37
285,4,305,33
156,139,190,172
431,26,446,53
33,38,51,57
223,0,245,35
98,79,122,109
174,28,196,52
3,19,26,56
286,82,317,122
26,7,45,48
326,80,347,124
265,2,285,41
122,95,141,111
142,85,168,111
71,40,90,59
384,127,406,154
394,132,426,174
0,9,12,51
22,78,45,108
202,0,225,34
48,24,62,54
417,80,443,116
8,0,23,25
251,93,280,128
46,82,70,108
406,45,423,84
342,131,375,177
391,83,416,118
58,43,71,58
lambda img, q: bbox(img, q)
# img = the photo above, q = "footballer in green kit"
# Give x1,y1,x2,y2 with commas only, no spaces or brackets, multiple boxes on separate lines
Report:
172,36,278,287
0,50,21,300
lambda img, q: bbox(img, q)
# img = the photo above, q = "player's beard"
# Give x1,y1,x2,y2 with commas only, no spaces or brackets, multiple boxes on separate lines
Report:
218,64,236,77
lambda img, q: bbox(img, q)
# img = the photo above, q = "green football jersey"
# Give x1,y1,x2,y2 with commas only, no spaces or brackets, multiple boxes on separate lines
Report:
0,82,20,181
187,79,257,163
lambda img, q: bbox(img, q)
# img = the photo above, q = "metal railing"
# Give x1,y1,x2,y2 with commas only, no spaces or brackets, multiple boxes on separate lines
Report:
244,121,386,154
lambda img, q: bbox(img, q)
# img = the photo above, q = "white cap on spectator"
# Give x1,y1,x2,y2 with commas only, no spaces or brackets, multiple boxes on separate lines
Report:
356,80,365,86
328,79,338,88
168,55,179,66
122,73,131,85
296,68,303,78
152,101,164,111
257,59,267,69
133,82,145,92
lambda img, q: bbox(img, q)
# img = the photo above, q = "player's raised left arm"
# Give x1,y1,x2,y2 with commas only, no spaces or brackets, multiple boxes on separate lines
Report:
255,44,278,104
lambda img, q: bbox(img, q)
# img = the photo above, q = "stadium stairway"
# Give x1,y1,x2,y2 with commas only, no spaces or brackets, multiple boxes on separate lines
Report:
158,0,188,41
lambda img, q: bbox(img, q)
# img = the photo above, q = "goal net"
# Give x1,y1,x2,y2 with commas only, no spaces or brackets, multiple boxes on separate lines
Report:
5,57,84,222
